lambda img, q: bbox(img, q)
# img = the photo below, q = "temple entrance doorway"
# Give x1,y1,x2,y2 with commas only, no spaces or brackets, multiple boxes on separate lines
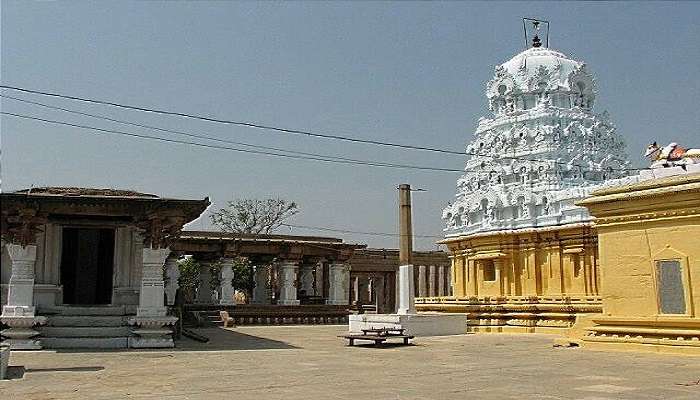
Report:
60,227,115,305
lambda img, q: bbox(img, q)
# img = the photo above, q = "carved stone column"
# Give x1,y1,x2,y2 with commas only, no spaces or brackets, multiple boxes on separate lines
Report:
252,265,270,304
374,275,386,313
298,263,315,298
0,244,47,349
164,256,180,306
417,265,427,297
437,265,446,297
128,248,177,348
314,261,325,297
219,258,236,305
428,265,437,297
326,263,350,305
277,261,300,305
195,263,214,304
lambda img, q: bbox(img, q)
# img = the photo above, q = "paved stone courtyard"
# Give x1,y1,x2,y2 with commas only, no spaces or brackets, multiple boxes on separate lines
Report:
1,325,699,399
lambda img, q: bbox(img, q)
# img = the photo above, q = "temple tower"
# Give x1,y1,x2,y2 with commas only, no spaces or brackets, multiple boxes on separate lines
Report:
443,23,630,236
421,21,634,334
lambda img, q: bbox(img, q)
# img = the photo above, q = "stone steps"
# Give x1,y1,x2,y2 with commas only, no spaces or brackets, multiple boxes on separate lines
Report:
39,306,127,316
38,306,133,349
40,326,131,338
41,337,128,349
45,315,129,327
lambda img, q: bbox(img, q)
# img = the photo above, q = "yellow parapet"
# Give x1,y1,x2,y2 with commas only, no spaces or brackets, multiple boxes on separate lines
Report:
420,223,603,334
576,172,700,355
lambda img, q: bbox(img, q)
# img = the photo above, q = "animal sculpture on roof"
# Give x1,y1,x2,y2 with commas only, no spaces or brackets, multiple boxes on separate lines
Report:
645,142,700,168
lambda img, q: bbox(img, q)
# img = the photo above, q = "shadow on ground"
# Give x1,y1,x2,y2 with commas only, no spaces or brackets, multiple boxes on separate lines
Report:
3,366,25,380
175,327,299,351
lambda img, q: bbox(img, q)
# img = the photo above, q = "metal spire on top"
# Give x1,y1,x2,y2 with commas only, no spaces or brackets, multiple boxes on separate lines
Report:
523,17,550,49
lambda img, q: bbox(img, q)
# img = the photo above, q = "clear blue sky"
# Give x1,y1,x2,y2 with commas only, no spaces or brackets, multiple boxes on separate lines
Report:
1,2,698,250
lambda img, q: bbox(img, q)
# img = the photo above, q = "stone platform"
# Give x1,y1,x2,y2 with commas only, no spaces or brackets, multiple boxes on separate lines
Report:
348,312,466,337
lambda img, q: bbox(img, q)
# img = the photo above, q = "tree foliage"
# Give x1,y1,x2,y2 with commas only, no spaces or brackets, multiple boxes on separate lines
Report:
177,257,201,303
209,198,298,234
230,257,254,294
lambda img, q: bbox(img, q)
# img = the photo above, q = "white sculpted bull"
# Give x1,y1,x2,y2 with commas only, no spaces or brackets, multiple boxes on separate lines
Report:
645,142,700,168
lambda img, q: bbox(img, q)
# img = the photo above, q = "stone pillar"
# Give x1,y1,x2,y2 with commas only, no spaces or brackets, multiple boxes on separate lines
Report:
446,265,453,295
128,248,177,348
277,261,300,305
0,244,47,349
326,263,350,305
299,263,315,298
352,275,359,304
195,264,214,304
417,265,427,297
164,256,180,306
314,261,324,296
397,264,416,315
493,258,505,296
219,258,235,305
438,266,445,297
428,265,437,297
374,275,386,313
252,265,270,304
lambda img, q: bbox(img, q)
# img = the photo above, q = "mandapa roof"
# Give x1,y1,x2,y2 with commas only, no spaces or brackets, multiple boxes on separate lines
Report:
11,187,159,198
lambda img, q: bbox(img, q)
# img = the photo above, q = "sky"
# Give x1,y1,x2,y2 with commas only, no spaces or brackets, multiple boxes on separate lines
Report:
1,1,698,250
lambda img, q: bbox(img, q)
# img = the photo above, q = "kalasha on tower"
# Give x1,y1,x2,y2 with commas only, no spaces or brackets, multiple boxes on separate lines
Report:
419,20,634,334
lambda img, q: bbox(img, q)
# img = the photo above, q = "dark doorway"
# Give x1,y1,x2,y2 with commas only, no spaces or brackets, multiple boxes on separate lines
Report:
60,227,115,305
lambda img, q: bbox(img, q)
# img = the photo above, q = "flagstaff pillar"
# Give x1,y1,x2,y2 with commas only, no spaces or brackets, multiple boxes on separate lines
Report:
397,184,416,315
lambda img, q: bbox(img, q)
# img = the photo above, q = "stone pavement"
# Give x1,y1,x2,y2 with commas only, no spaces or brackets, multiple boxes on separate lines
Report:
1,325,699,399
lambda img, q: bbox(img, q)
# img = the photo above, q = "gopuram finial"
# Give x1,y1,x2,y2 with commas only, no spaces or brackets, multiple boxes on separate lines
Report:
523,18,549,49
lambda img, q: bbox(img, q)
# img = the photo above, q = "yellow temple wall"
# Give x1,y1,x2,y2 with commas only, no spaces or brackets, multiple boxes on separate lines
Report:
418,224,602,334
577,172,700,355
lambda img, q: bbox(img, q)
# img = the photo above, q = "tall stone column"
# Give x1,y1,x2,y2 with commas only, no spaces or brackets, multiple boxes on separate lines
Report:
437,265,446,297
0,244,47,349
299,263,315,298
314,261,324,297
327,263,350,305
252,265,270,304
428,265,437,297
417,265,427,297
164,256,180,306
219,258,236,305
195,263,214,304
128,248,177,348
374,275,386,313
277,261,300,305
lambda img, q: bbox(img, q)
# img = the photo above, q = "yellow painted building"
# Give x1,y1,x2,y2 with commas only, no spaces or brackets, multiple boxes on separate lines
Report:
417,225,602,333
576,172,700,355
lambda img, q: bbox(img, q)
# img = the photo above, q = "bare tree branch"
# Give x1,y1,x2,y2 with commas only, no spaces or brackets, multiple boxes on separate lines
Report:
210,198,299,235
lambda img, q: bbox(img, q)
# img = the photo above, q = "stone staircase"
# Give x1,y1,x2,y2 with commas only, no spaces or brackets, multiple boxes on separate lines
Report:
38,306,132,349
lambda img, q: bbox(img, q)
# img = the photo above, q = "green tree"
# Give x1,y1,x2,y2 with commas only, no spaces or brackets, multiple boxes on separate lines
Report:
177,257,201,303
210,198,298,234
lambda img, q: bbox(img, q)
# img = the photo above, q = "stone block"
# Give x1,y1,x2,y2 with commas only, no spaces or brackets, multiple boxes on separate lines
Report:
349,313,466,337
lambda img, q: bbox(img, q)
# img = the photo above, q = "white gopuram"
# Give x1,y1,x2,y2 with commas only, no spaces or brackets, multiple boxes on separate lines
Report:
442,39,635,237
